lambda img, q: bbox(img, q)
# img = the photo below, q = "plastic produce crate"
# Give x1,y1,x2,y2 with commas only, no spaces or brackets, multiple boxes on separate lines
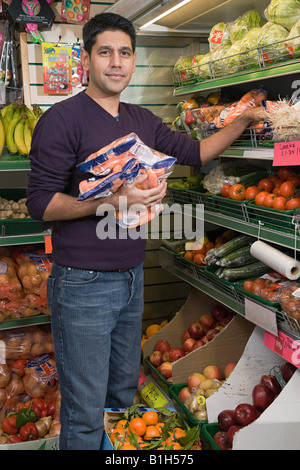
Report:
144,356,172,395
235,279,281,308
187,186,219,213
0,189,48,236
210,194,253,222
205,266,245,303
247,202,299,233
201,423,221,450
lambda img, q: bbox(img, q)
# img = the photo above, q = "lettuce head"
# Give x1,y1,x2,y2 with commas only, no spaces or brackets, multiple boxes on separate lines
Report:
208,22,232,52
239,27,261,69
264,0,300,30
223,40,244,75
285,18,300,57
229,10,265,43
258,22,289,64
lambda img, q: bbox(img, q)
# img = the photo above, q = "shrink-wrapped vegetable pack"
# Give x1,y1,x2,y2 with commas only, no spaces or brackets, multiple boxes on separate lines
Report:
264,0,300,30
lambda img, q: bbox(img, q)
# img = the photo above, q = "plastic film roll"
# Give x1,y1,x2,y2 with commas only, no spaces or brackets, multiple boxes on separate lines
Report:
250,240,300,280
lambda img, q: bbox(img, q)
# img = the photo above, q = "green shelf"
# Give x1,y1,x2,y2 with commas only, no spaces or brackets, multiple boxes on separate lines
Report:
173,60,300,96
0,314,51,330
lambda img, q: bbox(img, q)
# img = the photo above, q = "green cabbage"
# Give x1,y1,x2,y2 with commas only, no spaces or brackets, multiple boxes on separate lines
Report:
229,10,265,43
210,45,232,77
196,53,212,80
258,22,289,64
223,40,244,75
173,56,196,83
239,28,261,69
285,18,300,57
264,0,300,30
208,22,232,52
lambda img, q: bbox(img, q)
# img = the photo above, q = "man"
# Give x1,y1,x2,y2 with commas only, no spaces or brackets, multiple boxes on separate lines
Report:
26,12,266,449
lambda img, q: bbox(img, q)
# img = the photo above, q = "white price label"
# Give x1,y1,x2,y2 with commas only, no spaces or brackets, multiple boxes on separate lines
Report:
245,298,278,336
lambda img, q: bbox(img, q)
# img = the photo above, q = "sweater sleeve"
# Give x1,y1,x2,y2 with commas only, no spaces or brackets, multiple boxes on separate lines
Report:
26,105,79,220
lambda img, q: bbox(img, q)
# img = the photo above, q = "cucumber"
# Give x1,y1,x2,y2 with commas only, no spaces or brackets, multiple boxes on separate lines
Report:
211,234,253,259
217,245,256,267
222,261,269,281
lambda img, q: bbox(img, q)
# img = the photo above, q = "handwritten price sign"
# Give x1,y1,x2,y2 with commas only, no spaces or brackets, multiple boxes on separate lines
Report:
273,141,300,166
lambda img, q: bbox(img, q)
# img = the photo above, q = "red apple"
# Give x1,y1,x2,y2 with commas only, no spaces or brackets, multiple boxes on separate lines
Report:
218,410,237,432
149,350,162,367
169,347,184,362
188,322,204,339
216,316,232,327
224,362,237,379
252,384,275,411
234,403,257,426
260,375,281,395
203,365,222,380
211,305,227,321
157,361,172,379
199,314,214,329
280,362,297,383
187,372,206,392
154,339,171,354
213,431,230,450
191,339,204,351
161,351,170,362
227,425,242,447
182,337,196,353
181,329,190,343
178,386,192,404
201,335,209,343
206,328,220,341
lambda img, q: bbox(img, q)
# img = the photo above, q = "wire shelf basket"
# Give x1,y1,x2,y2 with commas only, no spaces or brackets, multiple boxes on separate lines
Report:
173,35,300,88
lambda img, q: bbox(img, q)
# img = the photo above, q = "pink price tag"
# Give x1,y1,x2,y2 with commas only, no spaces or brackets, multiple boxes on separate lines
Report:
273,141,300,167
264,330,300,368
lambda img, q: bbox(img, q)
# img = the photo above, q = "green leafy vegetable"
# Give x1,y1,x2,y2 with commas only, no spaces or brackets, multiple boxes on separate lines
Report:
208,22,232,52
229,10,265,43
257,22,289,64
264,0,300,30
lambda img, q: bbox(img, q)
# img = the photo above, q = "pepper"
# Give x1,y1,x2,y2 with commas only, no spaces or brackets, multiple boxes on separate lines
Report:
1,413,18,435
6,435,23,444
19,422,38,441
16,401,38,428
31,398,48,418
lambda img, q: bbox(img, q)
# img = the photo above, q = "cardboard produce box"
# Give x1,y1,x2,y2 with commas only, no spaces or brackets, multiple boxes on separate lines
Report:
204,326,300,450
143,289,255,386
0,436,59,451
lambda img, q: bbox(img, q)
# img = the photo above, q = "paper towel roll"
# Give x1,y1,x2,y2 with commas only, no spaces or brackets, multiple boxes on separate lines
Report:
250,240,300,280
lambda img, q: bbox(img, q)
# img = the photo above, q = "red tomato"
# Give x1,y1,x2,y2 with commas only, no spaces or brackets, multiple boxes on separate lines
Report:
193,252,206,265
278,166,293,180
273,196,287,211
274,178,285,187
221,183,232,198
272,186,281,196
245,186,259,200
229,184,246,200
257,178,274,192
287,175,300,187
279,181,295,198
286,197,300,210
264,193,276,208
255,191,269,206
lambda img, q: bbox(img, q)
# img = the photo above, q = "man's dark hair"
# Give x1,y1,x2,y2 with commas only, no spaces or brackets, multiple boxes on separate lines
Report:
83,12,136,56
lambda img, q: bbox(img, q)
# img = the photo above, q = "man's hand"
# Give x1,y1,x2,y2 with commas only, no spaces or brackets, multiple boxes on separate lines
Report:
242,105,268,123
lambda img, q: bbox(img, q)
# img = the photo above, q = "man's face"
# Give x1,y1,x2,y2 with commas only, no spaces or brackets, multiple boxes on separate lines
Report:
81,30,136,97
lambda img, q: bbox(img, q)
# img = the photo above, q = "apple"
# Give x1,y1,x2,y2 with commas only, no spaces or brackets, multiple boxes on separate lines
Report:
260,375,281,395
199,314,214,329
149,350,162,367
161,351,170,362
203,365,222,380
252,384,275,411
213,431,230,450
224,362,237,379
182,337,196,353
280,362,297,383
206,328,220,341
169,347,184,362
234,403,257,426
201,335,209,343
187,372,206,392
188,322,204,339
227,425,242,447
211,305,227,322
178,386,192,404
191,339,204,351
216,316,232,327
157,361,172,379
218,410,237,432
181,329,190,343
154,339,171,354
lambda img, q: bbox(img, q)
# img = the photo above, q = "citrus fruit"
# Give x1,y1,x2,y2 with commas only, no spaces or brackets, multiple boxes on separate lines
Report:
145,324,161,338
142,410,159,426
129,417,147,437
144,425,161,440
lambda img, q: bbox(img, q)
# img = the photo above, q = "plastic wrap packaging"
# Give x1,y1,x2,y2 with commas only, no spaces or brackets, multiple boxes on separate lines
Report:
279,283,300,321
285,18,300,58
208,22,232,52
0,325,54,361
264,0,300,30
229,10,265,43
257,22,289,64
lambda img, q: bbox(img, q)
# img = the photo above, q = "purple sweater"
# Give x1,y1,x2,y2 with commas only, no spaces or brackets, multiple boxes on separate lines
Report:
27,91,201,270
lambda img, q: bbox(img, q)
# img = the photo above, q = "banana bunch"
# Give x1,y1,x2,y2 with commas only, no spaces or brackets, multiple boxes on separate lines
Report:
0,101,44,157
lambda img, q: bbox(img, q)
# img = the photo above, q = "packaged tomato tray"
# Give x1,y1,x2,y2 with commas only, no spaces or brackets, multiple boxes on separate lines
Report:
237,272,292,305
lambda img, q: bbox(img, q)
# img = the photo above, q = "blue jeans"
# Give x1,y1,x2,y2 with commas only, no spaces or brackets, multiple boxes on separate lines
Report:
47,262,144,450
